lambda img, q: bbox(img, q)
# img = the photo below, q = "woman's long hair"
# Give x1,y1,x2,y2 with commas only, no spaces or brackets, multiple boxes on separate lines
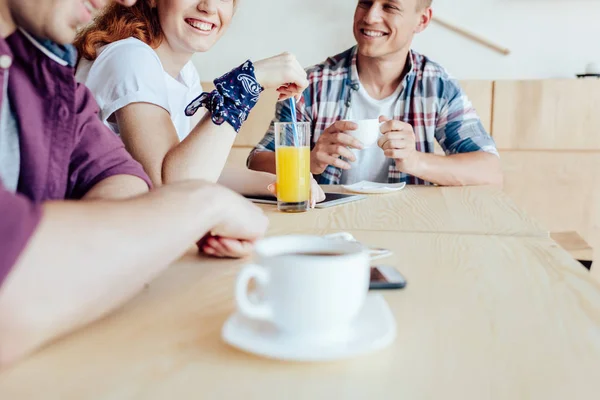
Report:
74,0,163,61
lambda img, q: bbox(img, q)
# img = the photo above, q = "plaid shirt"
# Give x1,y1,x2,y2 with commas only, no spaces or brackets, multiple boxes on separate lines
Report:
249,46,498,185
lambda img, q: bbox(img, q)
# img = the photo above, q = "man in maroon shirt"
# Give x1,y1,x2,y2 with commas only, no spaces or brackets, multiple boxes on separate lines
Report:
0,0,268,367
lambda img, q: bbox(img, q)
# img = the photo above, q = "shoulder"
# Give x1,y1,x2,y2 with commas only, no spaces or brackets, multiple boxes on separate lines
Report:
305,46,354,83
80,38,166,88
95,38,163,67
410,50,462,100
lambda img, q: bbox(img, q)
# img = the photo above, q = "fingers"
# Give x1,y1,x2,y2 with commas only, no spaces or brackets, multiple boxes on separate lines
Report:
383,148,413,159
314,153,352,170
281,53,309,92
267,183,277,196
381,139,408,151
379,119,410,135
327,132,363,149
324,120,359,135
379,115,391,124
253,52,308,92
219,238,254,258
309,176,325,208
277,84,302,101
377,132,410,149
203,237,254,259
316,141,355,161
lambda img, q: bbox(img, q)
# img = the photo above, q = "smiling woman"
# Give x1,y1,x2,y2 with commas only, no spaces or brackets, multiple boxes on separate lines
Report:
73,0,318,259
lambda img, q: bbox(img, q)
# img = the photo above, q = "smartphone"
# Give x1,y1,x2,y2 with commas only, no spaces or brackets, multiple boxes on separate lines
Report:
369,265,407,290
244,192,366,209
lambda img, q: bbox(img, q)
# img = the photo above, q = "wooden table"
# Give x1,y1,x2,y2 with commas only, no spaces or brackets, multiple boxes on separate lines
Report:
2,188,600,399
1,230,600,399
264,186,547,237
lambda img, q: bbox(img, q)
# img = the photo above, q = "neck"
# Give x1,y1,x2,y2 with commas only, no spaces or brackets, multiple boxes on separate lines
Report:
154,41,193,79
0,1,16,38
356,46,410,100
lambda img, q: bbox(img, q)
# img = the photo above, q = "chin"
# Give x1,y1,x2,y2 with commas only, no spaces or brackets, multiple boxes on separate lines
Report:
46,26,77,45
357,45,385,59
189,39,218,53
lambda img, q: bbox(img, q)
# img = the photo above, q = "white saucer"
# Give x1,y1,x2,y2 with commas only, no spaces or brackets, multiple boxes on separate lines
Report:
222,294,396,362
322,232,393,261
342,181,406,194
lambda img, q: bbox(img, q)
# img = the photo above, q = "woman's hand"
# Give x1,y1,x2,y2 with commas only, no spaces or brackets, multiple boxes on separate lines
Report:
253,52,309,101
200,236,255,259
267,175,325,208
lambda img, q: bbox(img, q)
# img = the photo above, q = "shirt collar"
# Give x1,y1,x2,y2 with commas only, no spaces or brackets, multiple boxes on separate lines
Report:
349,46,415,90
18,28,77,68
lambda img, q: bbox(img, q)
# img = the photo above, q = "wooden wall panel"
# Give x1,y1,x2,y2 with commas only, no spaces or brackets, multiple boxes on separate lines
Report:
460,80,493,134
493,80,600,150
500,150,600,263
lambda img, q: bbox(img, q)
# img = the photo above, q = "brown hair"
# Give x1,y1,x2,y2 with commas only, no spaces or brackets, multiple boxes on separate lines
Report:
74,0,163,61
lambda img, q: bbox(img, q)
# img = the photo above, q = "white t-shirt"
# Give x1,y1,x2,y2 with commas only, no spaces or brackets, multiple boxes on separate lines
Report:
0,70,20,192
76,37,203,140
340,81,403,184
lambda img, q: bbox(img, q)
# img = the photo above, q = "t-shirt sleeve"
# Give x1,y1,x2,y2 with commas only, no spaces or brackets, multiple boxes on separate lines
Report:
81,40,171,124
0,182,42,288
67,84,152,199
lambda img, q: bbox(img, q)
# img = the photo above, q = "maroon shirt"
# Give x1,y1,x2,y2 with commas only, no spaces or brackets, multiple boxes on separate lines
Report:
0,30,151,287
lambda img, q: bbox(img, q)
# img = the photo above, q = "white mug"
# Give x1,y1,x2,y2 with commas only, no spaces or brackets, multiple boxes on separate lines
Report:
235,235,370,337
347,119,383,148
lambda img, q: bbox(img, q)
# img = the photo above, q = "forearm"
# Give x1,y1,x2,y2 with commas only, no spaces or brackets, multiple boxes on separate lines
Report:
218,166,275,196
247,151,277,174
162,113,237,184
403,152,503,187
82,175,149,200
0,182,222,366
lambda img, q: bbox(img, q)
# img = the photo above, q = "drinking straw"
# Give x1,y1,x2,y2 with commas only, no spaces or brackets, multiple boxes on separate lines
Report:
288,97,299,145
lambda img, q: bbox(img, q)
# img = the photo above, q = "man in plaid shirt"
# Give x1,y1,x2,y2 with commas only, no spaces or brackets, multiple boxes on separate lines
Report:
248,0,502,186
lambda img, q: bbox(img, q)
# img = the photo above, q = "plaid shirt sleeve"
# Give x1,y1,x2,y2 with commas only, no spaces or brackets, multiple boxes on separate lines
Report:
247,92,313,166
435,79,498,157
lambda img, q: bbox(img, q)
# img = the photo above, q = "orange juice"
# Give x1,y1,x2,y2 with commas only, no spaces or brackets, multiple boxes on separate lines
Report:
275,146,310,203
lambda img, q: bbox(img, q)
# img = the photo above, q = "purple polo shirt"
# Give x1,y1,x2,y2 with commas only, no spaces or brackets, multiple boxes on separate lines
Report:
0,30,151,287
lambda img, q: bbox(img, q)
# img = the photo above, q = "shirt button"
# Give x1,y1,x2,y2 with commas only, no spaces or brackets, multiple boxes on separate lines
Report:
58,106,69,119
0,55,12,69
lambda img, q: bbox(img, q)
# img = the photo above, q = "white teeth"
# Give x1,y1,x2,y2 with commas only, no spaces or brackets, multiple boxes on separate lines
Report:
363,30,385,37
187,20,214,32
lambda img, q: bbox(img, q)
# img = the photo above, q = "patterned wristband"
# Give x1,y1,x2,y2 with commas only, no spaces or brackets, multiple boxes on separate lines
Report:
185,60,264,132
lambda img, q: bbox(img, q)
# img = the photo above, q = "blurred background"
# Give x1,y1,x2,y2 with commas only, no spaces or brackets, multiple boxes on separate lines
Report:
193,0,600,80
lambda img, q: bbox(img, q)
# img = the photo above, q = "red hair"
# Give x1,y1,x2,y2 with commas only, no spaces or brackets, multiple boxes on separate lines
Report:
75,0,163,61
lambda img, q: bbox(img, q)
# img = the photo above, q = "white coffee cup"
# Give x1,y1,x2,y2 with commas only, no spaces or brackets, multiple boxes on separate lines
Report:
346,119,383,148
235,235,370,337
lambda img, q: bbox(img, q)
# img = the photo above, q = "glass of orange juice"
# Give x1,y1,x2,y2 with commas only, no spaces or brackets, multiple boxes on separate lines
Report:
274,122,311,213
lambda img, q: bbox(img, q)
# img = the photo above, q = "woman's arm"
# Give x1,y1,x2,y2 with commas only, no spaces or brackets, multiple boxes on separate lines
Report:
114,102,239,185
114,53,309,187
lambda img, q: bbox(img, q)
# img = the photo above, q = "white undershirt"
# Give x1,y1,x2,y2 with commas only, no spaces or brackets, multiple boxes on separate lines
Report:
76,38,202,140
0,69,20,192
341,81,403,184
